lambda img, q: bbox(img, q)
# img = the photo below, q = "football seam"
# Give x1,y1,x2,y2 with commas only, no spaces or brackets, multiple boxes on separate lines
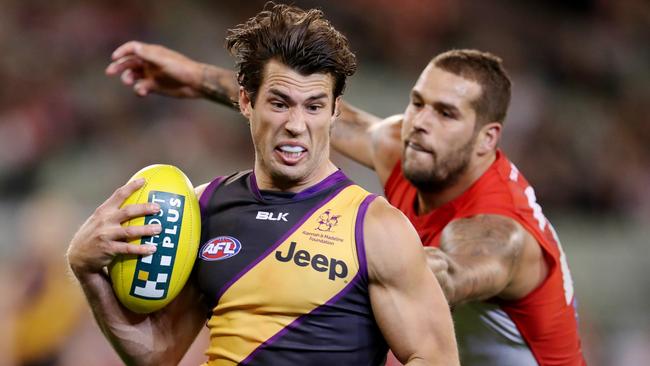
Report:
170,166,194,300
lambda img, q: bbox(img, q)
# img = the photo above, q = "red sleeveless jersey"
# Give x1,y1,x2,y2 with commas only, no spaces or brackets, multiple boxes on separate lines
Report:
385,150,585,366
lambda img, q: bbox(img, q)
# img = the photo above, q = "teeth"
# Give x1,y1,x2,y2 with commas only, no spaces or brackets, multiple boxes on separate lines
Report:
279,145,305,153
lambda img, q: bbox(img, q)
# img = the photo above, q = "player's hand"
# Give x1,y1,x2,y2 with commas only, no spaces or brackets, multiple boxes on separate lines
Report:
105,41,205,98
423,247,449,273
66,179,161,277
423,247,454,301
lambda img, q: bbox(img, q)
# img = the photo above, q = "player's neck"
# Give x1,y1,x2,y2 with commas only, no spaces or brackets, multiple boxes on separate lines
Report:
416,151,496,214
254,161,339,193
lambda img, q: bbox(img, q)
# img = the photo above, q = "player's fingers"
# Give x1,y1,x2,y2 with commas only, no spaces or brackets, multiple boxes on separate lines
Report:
110,241,157,256
125,224,162,241
121,69,137,85
131,43,169,64
105,223,162,241
106,55,144,76
114,202,161,223
111,40,141,60
426,256,448,273
104,178,146,209
134,78,158,96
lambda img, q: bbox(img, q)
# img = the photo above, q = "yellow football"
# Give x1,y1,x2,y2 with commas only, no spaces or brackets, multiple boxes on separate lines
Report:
109,164,200,314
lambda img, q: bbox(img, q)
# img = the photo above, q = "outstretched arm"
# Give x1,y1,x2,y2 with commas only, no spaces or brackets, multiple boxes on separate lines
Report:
365,197,459,366
106,41,403,180
425,214,549,305
106,41,239,108
66,179,208,365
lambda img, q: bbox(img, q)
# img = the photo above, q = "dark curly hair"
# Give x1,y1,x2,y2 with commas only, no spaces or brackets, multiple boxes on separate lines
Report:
225,2,357,108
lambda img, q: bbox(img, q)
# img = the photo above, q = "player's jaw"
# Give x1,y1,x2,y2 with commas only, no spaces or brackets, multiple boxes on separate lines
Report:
402,133,475,193
263,135,324,188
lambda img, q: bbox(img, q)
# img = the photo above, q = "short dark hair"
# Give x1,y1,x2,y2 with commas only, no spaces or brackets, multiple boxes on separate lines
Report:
432,49,512,125
225,2,357,107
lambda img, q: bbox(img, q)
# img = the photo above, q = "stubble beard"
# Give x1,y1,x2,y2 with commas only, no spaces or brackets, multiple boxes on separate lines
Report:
403,135,476,193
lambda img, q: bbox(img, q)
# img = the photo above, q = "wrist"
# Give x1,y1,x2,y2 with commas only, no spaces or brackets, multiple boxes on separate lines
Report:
198,64,239,108
190,62,208,93
67,252,103,282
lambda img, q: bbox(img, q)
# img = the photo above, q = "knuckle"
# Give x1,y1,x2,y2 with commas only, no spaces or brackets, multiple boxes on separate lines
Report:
114,186,128,199
122,226,133,237
93,205,106,217
121,205,134,217
97,231,110,243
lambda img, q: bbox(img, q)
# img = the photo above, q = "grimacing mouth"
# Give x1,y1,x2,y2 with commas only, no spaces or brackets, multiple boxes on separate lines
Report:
405,139,433,154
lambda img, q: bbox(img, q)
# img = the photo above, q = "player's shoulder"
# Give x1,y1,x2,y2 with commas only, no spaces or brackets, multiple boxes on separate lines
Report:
371,114,402,145
365,195,404,223
363,196,419,249
363,196,425,280
371,114,404,185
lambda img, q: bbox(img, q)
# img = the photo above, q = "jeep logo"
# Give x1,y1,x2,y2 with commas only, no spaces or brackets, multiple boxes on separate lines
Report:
275,241,348,281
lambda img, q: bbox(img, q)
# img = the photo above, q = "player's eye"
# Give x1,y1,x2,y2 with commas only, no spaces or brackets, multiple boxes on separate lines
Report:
306,104,323,112
270,101,287,110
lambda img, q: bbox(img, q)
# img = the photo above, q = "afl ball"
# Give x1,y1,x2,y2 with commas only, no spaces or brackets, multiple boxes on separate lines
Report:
109,164,200,313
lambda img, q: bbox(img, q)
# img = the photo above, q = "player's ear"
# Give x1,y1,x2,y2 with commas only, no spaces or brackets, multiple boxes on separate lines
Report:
332,96,342,120
239,87,252,119
476,122,501,155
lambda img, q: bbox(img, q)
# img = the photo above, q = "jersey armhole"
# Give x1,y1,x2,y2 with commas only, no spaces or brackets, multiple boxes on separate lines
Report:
354,194,378,286
199,176,226,218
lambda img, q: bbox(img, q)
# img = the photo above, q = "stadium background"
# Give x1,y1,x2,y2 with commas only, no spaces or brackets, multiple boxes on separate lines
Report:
0,0,648,365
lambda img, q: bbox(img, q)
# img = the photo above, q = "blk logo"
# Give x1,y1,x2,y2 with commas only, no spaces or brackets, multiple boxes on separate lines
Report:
256,211,289,222
200,236,242,261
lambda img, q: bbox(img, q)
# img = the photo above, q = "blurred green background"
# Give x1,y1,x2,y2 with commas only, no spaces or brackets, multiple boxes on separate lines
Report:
0,0,648,365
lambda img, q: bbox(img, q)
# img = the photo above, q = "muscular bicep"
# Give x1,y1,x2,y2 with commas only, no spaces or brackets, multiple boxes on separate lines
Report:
365,198,459,365
436,215,528,304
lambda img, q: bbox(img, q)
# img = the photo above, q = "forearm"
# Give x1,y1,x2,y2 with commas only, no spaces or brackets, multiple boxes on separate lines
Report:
330,101,382,168
74,270,170,365
432,256,508,306
198,63,239,109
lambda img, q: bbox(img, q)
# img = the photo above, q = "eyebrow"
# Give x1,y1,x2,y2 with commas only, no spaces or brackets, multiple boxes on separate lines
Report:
268,88,328,103
411,89,424,101
433,101,460,115
412,90,461,115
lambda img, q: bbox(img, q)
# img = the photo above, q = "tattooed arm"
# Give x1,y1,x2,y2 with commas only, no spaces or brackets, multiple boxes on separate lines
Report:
424,214,549,305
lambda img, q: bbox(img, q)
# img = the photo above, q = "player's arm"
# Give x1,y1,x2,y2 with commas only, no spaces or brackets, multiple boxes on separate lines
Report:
425,214,548,305
331,103,402,184
106,41,239,108
365,197,459,366
66,179,208,366
106,41,403,182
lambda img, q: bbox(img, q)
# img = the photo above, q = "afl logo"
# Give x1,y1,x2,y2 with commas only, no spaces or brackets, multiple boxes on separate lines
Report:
200,236,242,261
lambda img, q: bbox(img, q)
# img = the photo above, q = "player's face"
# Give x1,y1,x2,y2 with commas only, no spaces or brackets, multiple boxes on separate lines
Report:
241,60,338,190
401,64,482,192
